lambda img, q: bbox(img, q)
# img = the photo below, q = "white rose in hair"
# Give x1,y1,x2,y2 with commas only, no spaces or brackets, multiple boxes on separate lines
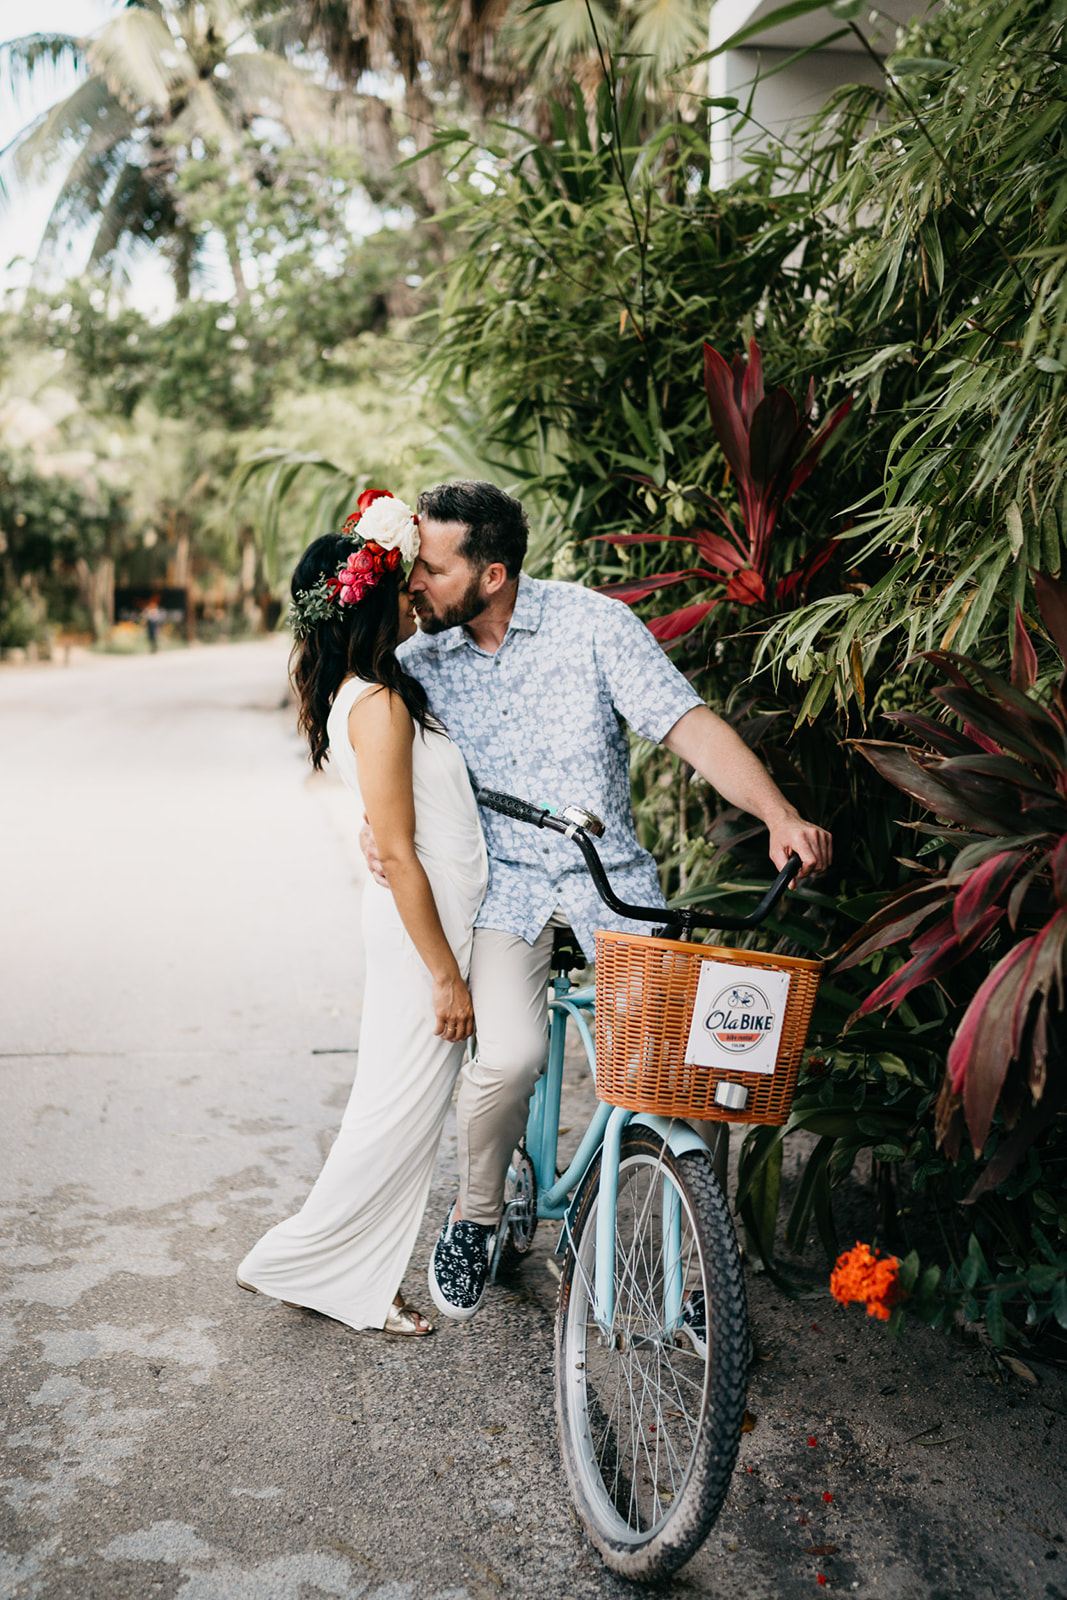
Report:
359,495,420,564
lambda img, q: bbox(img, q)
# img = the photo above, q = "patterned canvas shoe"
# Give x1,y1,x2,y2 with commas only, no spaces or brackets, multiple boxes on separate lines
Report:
680,1290,707,1359
427,1205,495,1321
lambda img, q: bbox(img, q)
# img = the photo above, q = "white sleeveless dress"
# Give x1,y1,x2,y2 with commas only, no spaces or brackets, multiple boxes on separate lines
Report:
237,676,488,1330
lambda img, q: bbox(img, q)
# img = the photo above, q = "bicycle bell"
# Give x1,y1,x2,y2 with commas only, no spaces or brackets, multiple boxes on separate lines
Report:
556,804,605,837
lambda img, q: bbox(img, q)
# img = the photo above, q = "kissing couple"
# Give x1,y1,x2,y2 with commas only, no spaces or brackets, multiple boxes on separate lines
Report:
237,480,830,1334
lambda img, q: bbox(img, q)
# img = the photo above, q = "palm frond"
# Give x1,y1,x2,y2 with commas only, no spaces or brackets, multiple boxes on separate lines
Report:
36,140,131,264
87,162,163,266
625,0,705,73
511,0,615,70
167,78,241,150
87,8,191,112
232,448,357,582
8,75,119,181
224,50,330,137
1,33,87,93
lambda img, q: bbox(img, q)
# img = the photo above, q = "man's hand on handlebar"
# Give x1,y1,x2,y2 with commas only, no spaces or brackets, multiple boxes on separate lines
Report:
767,814,832,881
359,816,390,888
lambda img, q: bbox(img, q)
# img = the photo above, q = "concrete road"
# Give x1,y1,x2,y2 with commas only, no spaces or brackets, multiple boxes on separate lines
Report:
1,641,1065,1600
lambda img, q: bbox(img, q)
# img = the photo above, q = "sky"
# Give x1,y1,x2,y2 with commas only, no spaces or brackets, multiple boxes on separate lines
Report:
1,0,173,313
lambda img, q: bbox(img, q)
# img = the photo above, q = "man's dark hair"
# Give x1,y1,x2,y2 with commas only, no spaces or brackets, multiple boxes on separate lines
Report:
417,481,528,580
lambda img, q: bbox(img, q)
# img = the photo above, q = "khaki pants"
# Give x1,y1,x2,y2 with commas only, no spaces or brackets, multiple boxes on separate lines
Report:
457,916,569,1225
456,915,728,1225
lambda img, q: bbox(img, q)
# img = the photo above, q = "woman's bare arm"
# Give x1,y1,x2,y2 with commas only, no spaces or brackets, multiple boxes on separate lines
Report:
348,688,474,1040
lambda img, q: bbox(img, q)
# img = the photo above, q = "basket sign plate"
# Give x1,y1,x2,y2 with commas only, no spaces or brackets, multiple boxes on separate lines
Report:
684,960,791,1076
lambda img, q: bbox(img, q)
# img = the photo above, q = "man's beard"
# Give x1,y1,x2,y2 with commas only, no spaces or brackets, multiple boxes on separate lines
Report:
416,571,488,634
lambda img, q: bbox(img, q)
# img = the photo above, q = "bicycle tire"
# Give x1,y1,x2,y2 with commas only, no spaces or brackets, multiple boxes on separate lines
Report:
554,1125,748,1579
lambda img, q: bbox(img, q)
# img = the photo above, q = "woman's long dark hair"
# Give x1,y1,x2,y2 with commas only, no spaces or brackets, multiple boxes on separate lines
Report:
290,533,439,770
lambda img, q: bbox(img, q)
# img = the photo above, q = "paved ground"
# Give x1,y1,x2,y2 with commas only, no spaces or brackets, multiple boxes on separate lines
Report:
1,639,1065,1600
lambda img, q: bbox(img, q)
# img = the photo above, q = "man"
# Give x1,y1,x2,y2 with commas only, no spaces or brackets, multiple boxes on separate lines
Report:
380,480,831,1321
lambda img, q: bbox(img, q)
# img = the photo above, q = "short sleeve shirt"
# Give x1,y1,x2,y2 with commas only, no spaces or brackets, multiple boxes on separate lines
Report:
398,575,703,960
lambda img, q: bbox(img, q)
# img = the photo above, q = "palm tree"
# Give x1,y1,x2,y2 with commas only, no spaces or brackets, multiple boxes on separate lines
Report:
299,0,709,158
2,0,331,299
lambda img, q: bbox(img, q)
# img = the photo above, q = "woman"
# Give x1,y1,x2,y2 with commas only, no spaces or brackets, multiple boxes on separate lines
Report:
237,491,488,1335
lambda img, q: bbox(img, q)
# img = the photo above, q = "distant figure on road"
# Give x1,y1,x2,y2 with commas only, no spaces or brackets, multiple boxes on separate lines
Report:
144,598,163,652
236,490,487,1337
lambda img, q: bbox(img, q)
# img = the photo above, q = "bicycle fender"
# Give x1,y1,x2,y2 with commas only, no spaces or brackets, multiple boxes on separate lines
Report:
553,1111,710,1256
629,1112,710,1159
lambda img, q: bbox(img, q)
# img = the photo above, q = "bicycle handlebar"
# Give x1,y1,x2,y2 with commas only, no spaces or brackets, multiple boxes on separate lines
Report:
475,786,802,938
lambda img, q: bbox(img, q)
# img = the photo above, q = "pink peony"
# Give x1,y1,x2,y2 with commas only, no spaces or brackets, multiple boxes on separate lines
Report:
345,549,377,576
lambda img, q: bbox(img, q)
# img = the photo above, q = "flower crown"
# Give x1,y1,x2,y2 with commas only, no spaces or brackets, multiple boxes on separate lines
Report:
288,490,420,639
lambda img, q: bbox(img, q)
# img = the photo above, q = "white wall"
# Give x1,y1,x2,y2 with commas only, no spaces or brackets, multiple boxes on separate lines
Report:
708,46,887,188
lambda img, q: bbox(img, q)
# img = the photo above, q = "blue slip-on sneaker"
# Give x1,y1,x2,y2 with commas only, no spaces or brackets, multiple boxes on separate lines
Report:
427,1205,495,1321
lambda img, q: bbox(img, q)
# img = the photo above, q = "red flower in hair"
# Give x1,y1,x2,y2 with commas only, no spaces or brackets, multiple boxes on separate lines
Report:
343,489,393,537
357,488,392,513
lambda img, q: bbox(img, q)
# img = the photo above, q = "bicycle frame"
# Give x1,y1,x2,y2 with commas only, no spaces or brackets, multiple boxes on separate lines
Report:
478,785,800,1342
495,966,706,1338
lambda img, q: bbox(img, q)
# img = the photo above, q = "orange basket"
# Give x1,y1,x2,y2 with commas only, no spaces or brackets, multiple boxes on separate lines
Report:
593,929,822,1125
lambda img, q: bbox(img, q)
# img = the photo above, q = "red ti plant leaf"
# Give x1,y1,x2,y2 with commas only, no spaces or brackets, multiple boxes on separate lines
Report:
604,341,850,644
949,940,1035,1153
703,339,852,578
858,906,1001,1016
1054,835,1067,906
1010,907,1067,1091
1012,604,1039,693
749,389,801,491
1033,570,1067,668
886,711,982,758
740,336,764,430
777,540,839,602
726,568,766,605
952,850,1027,940
596,570,703,603
853,741,1015,834
647,601,718,643
784,396,854,501
692,528,748,573
834,880,952,972
703,343,750,482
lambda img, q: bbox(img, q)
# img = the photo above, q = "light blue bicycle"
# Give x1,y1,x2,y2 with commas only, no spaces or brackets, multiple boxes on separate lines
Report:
474,787,801,1580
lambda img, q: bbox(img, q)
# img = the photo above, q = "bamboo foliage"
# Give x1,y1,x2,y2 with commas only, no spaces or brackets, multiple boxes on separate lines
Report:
756,0,1067,712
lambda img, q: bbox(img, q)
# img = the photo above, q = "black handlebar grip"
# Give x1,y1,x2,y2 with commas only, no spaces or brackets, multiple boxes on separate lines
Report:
476,788,549,828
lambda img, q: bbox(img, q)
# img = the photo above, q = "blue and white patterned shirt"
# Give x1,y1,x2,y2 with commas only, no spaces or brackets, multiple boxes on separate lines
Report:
399,575,703,959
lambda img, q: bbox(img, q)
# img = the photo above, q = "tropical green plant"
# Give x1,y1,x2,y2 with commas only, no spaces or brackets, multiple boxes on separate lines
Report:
726,570,1067,1350
752,0,1067,718
0,447,128,644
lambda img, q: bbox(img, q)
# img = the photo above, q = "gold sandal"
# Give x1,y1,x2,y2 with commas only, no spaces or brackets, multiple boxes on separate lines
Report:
236,1276,302,1311
384,1296,434,1336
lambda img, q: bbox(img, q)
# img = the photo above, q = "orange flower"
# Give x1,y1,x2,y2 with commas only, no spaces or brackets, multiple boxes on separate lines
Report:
830,1242,905,1322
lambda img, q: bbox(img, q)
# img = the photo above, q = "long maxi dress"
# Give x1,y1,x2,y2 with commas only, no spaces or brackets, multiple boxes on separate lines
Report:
237,676,488,1330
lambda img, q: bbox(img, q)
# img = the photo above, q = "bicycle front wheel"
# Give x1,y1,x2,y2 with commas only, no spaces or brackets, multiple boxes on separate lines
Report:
554,1126,748,1579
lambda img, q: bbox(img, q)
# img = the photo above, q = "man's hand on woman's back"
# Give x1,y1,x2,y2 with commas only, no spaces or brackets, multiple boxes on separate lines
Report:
360,818,391,887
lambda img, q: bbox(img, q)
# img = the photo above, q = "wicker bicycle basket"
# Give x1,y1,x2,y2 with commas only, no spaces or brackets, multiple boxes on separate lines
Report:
593,929,822,1125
